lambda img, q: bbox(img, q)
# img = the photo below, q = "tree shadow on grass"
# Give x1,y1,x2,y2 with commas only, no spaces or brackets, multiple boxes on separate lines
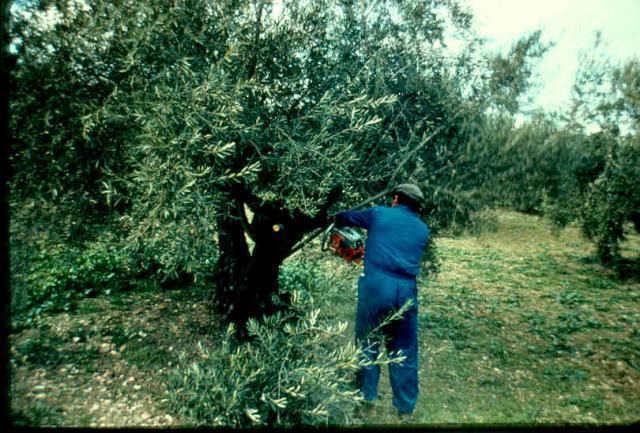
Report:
574,253,640,283
614,257,640,282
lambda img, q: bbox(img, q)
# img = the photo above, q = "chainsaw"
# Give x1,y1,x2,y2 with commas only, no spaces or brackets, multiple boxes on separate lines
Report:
320,223,365,263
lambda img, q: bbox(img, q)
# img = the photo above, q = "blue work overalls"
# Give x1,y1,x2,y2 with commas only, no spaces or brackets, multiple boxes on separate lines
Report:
335,204,429,415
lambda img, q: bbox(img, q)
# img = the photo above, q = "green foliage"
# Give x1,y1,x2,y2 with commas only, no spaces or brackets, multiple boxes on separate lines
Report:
570,35,640,134
488,30,552,114
278,258,326,295
609,60,640,131
469,50,640,267
457,109,590,217
421,236,441,278
10,232,134,327
165,290,407,427
9,0,127,233
543,131,640,265
11,403,65,428
536,45,640,266
8,0,499,237
8,0,563,321
578,138,640,263
121,215,219,285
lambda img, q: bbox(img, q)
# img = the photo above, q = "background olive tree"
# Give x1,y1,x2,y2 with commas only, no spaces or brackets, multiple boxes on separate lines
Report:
542,39,640,266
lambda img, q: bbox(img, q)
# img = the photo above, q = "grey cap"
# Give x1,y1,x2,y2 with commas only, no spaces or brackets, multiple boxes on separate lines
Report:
393,183,424,202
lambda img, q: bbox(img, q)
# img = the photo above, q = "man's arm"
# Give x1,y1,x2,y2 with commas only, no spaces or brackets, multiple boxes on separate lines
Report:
334,206,378,230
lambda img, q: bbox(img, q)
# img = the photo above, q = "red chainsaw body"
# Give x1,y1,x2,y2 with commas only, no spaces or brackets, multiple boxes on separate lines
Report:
326,227,364,263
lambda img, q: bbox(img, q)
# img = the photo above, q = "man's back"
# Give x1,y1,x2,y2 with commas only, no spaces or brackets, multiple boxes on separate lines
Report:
336,204,429,278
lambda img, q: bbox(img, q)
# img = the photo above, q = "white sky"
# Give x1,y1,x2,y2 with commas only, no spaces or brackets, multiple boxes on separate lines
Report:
464,0,640,113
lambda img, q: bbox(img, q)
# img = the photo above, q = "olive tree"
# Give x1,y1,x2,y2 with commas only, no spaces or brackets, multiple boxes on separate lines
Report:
10,0,526,326
112,0,483,325
543,40,640,266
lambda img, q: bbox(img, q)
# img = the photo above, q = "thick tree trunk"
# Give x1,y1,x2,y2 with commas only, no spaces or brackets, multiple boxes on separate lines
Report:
230,239,288,324
211,186,341,331
211,202,309,328
210,198,251,320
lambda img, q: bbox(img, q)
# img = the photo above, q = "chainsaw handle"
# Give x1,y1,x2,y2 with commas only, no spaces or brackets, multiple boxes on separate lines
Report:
320,223,335,252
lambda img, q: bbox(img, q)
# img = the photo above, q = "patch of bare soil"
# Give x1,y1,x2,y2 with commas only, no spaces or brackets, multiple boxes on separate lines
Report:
10,288,216,427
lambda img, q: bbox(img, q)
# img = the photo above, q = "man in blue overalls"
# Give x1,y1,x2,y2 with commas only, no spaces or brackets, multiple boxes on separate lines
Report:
334,183,429,419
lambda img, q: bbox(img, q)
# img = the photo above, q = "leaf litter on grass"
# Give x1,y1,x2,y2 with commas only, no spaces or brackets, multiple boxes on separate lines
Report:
9,289,214,427
411,210,640,425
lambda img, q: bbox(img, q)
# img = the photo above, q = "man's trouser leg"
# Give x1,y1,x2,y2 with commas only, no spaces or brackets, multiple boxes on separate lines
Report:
386,297,419,415
355,275,381,401
355,272,420,412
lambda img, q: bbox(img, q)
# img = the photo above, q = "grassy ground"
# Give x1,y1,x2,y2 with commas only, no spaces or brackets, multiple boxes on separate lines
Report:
9,210,640,427
356,210,640,426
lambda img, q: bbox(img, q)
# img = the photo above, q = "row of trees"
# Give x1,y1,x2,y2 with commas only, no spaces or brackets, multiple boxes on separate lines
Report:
8,0,639,328
482,48,640,265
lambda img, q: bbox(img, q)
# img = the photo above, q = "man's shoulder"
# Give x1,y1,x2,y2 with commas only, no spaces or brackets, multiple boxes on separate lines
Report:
398,207,429,234
384,206,426,225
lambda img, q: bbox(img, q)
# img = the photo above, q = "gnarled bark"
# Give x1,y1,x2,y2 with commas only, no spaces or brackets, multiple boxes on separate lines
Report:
211,186,341,331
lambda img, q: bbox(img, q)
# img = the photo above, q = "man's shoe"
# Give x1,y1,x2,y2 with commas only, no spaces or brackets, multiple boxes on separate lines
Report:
398,411,413,423
358,400,376,419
